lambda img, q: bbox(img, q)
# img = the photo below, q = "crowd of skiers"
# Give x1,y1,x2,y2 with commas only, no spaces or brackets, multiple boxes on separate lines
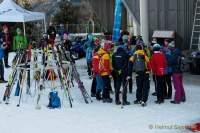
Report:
85,34,186,106
0,24,28,83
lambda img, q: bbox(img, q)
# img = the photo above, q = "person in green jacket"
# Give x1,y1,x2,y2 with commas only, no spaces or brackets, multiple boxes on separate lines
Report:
12,28,27,51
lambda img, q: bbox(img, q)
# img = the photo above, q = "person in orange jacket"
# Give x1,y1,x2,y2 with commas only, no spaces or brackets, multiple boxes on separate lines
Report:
98,47,112,103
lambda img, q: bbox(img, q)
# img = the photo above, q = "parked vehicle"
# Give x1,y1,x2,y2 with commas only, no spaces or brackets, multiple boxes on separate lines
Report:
71,37,86,60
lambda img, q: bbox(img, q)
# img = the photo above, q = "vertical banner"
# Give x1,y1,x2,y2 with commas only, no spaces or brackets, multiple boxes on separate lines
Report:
112,0,122,42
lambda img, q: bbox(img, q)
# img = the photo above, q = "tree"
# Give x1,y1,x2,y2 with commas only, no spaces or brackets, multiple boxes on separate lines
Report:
53,1,77,24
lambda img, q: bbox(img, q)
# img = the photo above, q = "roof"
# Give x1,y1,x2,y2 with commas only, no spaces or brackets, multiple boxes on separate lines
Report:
0,0,45,22
152,30,175,39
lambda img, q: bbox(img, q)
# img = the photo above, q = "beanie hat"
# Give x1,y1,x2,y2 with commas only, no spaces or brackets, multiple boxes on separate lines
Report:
153,43,161,51
16,28,21,33
2,25,8,30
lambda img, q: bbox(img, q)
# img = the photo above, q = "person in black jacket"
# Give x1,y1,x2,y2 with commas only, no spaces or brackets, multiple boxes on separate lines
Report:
112,44,130,105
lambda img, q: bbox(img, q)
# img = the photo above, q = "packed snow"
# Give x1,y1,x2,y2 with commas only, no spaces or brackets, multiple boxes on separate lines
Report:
0,52,199,133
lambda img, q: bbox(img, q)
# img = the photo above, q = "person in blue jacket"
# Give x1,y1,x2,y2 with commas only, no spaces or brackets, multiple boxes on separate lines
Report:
84,33,95,78
162,40,173,99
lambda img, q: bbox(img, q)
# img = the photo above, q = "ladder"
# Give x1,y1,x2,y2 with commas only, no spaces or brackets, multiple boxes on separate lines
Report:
190,0,200,51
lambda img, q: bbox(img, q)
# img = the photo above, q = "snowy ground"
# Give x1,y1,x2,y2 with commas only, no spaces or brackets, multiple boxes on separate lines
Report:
0,53,199,133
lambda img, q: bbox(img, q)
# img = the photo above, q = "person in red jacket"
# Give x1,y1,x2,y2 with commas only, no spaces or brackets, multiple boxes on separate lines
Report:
98,47,112,103
2,25,12,68
151,44,167,104
91,44,103,100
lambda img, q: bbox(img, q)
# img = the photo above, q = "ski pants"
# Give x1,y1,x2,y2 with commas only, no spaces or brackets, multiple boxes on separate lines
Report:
0,59,4,80
96,74,104,92
164,73,172,98
114,74,127,102
4,48,9,67
135,73,150,103
102,75,111,99
155,75,165,102
91,77,96,95
87,61,92,76
172,73,186,102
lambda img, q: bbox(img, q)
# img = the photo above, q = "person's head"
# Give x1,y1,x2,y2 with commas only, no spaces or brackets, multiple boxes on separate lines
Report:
168,41,175,50
135,44,143,51
153,43,161,51
164,39,170,47
98,48,105,56
63,33,69,40
87,33,93,41
122,35,129,43
16,28,22,35
94,37,100,46
2,25,8,33
43,33,48,39
49,22,53,26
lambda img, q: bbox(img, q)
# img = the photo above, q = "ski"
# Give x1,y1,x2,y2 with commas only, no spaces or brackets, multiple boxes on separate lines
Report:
17,49,28,107
58,43,92,104
53,44,73,108
3,50,25,104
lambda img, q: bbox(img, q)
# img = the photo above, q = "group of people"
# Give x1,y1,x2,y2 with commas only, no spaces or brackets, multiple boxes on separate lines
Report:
0,25,27,83
85,34,186,106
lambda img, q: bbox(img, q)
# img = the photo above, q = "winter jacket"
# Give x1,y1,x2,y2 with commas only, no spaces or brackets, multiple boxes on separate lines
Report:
128,50,150,76
171,48,183,73
92,52,100,75
86,47,93,63
163,47,173,74
2,32,12,50
13,35,27,51
0,33,4,59
47,26,56,39
151,51,167,76
98,48,111,76
84,40,94,51
112,47,129,76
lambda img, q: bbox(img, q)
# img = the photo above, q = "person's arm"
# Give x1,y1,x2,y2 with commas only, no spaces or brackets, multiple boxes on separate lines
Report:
127,56,134,77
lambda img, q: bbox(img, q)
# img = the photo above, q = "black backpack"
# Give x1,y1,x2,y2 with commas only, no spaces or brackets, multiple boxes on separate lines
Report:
133,54,146,73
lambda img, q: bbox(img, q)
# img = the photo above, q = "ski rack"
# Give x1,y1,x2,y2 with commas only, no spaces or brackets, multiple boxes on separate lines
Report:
1,44,92,108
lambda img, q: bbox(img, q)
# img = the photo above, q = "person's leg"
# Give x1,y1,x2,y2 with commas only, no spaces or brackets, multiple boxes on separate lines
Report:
179,74,186,102
102,76,112,102
4,49,10,67
163,75,168,98
96,75,103,100
172,73,181,103
152,75,157,96
91,77,96,97
166,73,172,98
142,74,150,103
156,75,165,103
129,77,133,93
136,74,143,102
115,76,122,103
122,77,129,103
160,76,165,102
87,61,92,77
0,59,4,81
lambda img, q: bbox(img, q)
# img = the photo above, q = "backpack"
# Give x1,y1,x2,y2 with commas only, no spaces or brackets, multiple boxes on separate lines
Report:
133,54,146,73
177,55,185,72
48,91,61,109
